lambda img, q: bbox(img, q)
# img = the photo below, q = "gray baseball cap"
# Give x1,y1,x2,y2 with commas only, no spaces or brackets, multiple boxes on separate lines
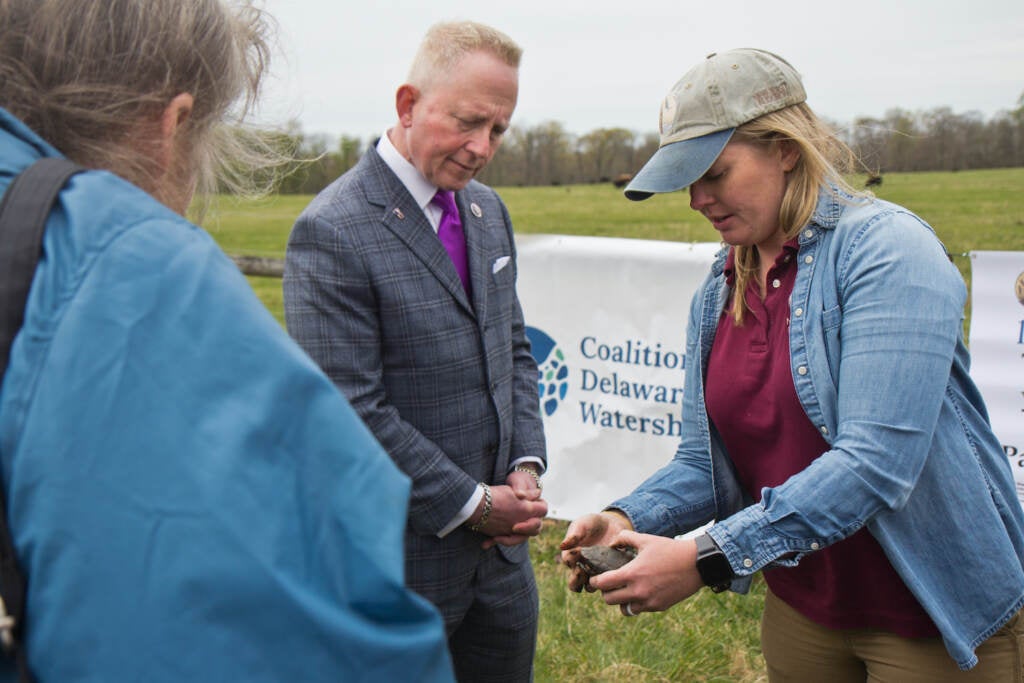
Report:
624,48,806,201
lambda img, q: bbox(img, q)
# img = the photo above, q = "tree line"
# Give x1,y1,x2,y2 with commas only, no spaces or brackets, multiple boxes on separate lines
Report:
274,95,1024,195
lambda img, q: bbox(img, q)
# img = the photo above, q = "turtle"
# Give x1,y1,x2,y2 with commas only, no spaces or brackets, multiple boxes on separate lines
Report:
576,545,637,576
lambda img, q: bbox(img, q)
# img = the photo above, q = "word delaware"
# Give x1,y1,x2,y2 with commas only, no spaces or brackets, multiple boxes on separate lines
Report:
580,369,684,404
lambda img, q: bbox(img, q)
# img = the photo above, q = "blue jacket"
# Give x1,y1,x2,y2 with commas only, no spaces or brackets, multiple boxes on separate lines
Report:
0,108,454,681
612,187,1024,670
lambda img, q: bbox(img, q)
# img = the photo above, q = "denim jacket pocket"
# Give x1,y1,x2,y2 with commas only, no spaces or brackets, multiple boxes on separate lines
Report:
821,304,842,384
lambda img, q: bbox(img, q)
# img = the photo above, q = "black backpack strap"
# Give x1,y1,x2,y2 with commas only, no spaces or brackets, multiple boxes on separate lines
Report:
0,158,85,374
0,157,86,683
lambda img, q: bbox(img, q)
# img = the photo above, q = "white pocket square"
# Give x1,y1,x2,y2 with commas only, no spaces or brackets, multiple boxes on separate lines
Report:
492,256,510,274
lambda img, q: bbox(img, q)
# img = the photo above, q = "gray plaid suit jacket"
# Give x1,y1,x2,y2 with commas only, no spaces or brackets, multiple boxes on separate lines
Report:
283,146,547,589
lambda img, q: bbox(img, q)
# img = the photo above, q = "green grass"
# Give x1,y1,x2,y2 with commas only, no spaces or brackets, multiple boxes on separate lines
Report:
201,169,1024,257
498,184,721,243
197,168,1024,682
533,520,768,682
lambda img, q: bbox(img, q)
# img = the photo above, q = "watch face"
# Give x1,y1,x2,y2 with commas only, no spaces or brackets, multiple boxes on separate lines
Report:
696,535,733,590
702,552,733,584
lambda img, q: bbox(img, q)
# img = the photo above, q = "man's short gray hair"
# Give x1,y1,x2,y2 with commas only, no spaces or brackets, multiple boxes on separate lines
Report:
407,21,522,93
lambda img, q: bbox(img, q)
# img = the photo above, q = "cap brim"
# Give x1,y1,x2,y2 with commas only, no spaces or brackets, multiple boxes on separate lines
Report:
624,128,735,201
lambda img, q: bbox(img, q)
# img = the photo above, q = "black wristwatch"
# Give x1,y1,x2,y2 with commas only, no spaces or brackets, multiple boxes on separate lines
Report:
694,533,733,593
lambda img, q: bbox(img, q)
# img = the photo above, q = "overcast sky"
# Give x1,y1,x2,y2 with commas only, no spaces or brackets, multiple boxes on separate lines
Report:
255,0,1024,141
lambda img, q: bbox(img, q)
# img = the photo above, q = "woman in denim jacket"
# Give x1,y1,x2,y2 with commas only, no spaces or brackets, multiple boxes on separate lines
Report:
560,49,1024,680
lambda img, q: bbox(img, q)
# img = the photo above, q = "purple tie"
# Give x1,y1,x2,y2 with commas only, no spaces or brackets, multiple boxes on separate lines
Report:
431,190,472,297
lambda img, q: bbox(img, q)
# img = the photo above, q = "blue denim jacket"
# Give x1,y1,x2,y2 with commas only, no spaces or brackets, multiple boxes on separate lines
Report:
611,187,1024,670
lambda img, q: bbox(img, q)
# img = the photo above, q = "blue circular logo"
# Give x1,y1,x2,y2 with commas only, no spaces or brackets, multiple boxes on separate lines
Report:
527,326,569,416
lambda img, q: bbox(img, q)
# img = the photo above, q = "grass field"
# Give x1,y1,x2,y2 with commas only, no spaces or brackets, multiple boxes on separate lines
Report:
203,167,1024,326
200,168,1024,682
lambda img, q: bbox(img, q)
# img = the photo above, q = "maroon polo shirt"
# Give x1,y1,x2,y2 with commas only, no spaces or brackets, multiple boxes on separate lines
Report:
705,241,938,638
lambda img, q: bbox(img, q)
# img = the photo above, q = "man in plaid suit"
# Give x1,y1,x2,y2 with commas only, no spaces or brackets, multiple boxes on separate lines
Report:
283,21,548,683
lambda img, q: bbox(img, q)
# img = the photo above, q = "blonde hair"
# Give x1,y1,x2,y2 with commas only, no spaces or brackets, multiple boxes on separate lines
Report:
727,103,865,324
407,21,522,93
0,0,286,207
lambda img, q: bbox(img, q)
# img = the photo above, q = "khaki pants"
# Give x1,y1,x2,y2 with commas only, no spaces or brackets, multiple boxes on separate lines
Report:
761,587,1023,682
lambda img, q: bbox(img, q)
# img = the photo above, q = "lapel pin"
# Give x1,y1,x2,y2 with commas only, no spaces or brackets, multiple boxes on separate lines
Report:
392,207,405,220
470,203,482,218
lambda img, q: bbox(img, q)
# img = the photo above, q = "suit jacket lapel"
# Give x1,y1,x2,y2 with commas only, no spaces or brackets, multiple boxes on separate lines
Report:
458,188,489,324
363,149,474,315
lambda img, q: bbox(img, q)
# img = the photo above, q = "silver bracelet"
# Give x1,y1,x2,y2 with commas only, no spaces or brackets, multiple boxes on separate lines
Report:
469,482,492,532
513,464,542,489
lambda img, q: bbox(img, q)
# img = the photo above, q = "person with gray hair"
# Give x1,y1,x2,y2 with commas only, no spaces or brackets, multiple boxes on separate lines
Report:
560,48,1024,681
284,20,548,682
0,0,453,680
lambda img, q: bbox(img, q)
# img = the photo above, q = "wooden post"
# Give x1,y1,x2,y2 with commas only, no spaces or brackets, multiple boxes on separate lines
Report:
229,255,285,278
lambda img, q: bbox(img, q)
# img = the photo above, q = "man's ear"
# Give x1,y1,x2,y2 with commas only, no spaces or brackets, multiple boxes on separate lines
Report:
157,93,194,173
395,84,419,128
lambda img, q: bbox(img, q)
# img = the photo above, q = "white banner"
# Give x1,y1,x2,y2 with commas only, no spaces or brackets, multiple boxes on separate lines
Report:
516,234,720,520
968,251,1024,506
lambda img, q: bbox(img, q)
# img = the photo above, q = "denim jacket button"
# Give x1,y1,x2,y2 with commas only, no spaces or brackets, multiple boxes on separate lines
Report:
804,255,814,265
797,366,808,375
810,542,820,550
803,229,814,239
743,558,753,568
820,426,829,436
794,308,803,317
